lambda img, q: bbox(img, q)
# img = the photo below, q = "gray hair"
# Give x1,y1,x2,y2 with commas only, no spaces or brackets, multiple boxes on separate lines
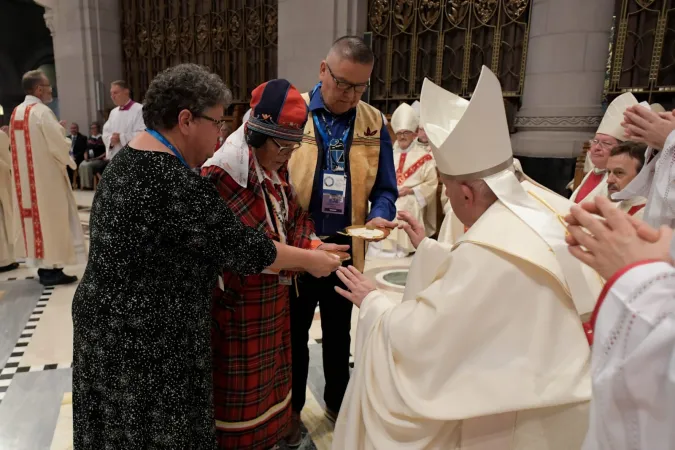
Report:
142,63,232,130
328,36,374,65
22,70,46,94
465,179,498,207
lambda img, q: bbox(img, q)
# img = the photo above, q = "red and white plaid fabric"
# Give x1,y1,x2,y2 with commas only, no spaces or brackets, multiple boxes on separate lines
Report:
202,153,314,449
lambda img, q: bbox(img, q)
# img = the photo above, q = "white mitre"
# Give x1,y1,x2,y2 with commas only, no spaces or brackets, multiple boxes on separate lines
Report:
410,100,421,116
390,103,419,133
420,66,600,316
597,92,639,141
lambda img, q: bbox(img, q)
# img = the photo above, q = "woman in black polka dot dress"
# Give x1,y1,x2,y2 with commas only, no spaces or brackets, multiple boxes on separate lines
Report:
71,64,340,449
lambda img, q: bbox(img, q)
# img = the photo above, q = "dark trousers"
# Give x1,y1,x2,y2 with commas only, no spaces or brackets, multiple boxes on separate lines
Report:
290,236,353,414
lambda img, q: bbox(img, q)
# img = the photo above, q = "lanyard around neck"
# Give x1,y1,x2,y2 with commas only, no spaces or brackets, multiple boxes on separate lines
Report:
146,128,189,168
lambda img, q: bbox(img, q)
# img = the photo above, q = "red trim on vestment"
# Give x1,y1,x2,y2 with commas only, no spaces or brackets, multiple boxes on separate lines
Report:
396,152,433,186
582,259,662,345
575,172,604,203
627,204,646,216
9,104,44,259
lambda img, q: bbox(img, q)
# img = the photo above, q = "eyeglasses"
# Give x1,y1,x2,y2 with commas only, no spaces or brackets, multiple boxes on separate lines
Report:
194,113,228,132
326,64,369,94
395,131,415,139
272,138,302,156
590,139,615,150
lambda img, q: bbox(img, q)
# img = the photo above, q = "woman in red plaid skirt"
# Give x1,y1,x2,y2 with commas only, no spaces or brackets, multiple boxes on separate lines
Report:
202,79,347,449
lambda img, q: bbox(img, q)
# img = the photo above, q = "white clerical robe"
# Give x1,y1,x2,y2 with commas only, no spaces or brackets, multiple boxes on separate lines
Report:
570,169,608,204
0,130,15,266
613,130,675,228
614,195,647,220
582,261,675,450
9,96,86,268
335,200,595,450
369,140,437,257
437,170,564,246
102,100,145,160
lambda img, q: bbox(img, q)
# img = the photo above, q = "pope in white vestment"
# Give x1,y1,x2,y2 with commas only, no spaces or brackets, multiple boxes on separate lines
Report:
332,67,605,450
368,103,437,258
0,129,17,270
9,75,86,281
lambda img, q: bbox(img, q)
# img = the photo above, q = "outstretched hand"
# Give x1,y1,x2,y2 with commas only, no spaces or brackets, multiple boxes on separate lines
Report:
334,266,376,308
365,217,398,229
397,211,425,249
565,196,673,279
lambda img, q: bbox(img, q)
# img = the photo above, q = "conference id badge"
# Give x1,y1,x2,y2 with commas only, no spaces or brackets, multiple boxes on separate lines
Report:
322,172,347,215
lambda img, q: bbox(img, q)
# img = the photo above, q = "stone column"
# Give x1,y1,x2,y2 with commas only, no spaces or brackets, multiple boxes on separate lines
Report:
278,0,368,92
36,0,123,129
511,0,615,159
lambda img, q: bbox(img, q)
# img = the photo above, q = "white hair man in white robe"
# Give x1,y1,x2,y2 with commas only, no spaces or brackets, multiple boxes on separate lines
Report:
570,93,640,203
613,103,675,228
564,195,675,450
0,127,18,272
331,66,605,450
9,70,86,285
368,103,437,258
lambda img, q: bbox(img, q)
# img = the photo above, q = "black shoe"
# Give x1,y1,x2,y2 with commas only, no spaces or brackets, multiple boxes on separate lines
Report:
38,269,78,286
0,262,19,273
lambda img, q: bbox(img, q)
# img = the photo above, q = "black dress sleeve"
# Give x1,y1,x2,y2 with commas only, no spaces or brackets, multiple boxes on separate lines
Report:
176,174,278,276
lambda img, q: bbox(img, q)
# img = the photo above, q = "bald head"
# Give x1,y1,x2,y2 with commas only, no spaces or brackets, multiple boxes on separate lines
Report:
442,176,497,227
327,36,374,66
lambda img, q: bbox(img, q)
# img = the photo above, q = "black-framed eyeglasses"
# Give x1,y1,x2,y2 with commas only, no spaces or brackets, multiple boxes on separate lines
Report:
326,63,369,94
194,112,227,132
272,138,302,155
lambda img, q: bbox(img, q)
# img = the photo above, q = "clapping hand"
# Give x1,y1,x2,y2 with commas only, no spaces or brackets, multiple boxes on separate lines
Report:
622,106,675,150
565,196,673,279
334,266,376,308
397,211,425,249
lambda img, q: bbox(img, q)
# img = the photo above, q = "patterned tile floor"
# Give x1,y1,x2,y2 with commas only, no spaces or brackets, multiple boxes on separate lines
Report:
0,190,407,449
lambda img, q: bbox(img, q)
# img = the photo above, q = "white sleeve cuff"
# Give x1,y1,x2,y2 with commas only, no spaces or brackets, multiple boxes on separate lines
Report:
413,186,427,208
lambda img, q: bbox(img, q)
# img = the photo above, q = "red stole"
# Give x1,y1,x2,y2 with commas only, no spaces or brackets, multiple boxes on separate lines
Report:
627,203,645,216
396,151,433,187
9,104,44,259
575,172,604,203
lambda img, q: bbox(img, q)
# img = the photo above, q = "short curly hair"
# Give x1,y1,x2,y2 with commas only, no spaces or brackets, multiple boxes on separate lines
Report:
142,63,232,130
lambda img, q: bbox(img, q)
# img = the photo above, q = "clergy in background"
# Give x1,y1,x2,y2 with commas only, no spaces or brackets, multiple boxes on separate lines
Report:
606,141,647,219
101,80,145,162
570,93,639,203
331,66,604,450
9,70,86,285
0,128,17,272
367,103,437,258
